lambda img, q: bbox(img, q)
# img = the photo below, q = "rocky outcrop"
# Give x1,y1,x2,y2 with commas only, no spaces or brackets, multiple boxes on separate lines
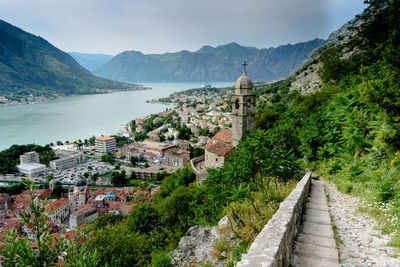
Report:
170,216,236,266
289,9,368,94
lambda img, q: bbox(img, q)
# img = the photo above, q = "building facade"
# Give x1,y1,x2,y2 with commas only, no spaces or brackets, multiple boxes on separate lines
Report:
16,163,46,177
68,179,89,212
20,151,40,164
50,151,85,170
161,151,189,168
204,128,235,169
69,206,98,229
95,136,117,153
45,198,70,225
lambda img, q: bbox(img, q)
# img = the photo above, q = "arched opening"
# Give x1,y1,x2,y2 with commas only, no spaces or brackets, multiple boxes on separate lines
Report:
235,99,239,109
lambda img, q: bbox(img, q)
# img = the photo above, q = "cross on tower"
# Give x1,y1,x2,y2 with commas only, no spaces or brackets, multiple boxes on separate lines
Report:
242,61,248,74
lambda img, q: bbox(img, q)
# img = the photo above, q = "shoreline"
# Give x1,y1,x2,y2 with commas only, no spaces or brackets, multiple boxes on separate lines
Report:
0,86,152,107
0,82,233,151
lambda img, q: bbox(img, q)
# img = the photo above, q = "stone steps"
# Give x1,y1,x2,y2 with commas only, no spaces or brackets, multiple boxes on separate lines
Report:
291,179,340,267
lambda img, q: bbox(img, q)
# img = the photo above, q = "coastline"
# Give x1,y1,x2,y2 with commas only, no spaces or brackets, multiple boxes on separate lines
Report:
0,85,152,107
0,82,233,151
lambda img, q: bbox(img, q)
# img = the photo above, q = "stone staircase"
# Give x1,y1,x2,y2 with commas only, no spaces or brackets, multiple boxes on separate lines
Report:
291,179,340,267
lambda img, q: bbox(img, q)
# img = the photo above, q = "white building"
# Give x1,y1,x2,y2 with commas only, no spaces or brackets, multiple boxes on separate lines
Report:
95,136,117,154
50,151,85,170
16,163,46,177
20,151,40,164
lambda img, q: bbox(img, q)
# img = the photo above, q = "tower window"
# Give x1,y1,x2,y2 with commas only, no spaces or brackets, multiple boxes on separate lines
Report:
235,99,239,109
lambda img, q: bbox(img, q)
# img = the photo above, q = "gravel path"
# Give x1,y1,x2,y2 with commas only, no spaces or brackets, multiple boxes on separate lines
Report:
322,178,400,267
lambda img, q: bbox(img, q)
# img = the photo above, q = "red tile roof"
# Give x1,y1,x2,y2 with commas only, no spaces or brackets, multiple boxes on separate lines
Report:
207,142,235,157
45,198,68,213
212,128,232,144
37,189,53,200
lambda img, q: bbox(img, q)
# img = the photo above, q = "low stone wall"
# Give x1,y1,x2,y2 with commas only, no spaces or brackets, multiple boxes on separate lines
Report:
190,155,204,176
236,172,312,267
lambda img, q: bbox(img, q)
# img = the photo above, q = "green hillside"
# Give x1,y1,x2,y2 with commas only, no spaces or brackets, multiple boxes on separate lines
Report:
79,2,400,266
0,19,138,100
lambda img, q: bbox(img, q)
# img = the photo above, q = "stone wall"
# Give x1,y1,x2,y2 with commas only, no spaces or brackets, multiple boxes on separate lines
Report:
236,172,312,267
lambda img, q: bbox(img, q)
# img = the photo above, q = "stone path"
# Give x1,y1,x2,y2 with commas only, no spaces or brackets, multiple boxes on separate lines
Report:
324,179,400,267
291,179,340,267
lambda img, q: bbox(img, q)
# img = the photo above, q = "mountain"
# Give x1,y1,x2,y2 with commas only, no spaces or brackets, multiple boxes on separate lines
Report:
0,19,139,99
289,8,369,93
94,39,325,83
68,52,113,72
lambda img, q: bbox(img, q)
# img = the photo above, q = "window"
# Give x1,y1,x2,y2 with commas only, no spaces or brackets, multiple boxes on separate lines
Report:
216,158,218,162
235,99,239,109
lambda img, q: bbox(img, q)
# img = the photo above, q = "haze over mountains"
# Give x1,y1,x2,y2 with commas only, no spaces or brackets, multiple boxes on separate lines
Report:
0,19,137,98
0,17,325,98
94,39,324,83
68,52,113,73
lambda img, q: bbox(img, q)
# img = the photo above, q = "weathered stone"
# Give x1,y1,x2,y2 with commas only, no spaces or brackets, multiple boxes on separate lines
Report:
236,172,312,267
303,213,331,225
293,255,341,267
170,217,237,266
296,233,336,248
306,201,329,211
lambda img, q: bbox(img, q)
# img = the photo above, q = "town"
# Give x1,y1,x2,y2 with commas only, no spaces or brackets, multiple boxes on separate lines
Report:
0,84,241,243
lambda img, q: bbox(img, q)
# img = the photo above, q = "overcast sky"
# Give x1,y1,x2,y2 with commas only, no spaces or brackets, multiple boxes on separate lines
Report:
0,0,366,55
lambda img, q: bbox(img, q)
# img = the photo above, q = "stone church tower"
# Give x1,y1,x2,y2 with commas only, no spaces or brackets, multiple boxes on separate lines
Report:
231,62,256,147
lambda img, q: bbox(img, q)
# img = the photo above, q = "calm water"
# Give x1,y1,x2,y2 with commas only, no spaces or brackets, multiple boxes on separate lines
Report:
0,82,232,150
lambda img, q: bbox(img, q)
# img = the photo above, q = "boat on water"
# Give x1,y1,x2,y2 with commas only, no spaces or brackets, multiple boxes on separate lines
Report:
201,84,212,89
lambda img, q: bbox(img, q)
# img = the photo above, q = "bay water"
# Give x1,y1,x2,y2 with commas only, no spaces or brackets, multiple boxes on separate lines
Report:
0,82,232,150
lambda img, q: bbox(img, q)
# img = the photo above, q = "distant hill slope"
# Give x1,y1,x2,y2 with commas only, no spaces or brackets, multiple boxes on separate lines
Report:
68,52,113,72
0,19,138,98
289,10,369,93
94,39,325,83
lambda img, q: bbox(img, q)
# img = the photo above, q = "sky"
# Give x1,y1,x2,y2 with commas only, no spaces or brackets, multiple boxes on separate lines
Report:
0,0,367,55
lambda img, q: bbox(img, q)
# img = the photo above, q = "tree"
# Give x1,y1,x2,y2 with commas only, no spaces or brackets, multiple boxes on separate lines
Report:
88,136,96,146
130,156,138,166
144,161,150,168
91,173,99,184
101,154,115,165
111,170,127,185
51,181,67,198
177,124,192,140
45,173,54,181
127,203,159,234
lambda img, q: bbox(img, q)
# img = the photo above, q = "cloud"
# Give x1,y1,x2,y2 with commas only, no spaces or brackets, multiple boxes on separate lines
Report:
0,0,366,55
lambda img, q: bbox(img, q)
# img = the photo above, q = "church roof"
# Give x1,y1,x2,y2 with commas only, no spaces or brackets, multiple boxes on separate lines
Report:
235,73,252,90
212,128,232,144
75,179,87,187
207,142,235,157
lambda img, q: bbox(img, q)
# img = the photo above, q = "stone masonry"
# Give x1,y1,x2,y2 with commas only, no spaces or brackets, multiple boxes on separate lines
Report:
291,179,340,266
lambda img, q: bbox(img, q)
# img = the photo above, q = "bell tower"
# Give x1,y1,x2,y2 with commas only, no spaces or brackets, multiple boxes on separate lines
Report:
231,61,256,147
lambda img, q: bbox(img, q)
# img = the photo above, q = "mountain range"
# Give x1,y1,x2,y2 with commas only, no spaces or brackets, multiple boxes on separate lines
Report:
0,19,138,99
68,52,113,73
94,39,325,83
